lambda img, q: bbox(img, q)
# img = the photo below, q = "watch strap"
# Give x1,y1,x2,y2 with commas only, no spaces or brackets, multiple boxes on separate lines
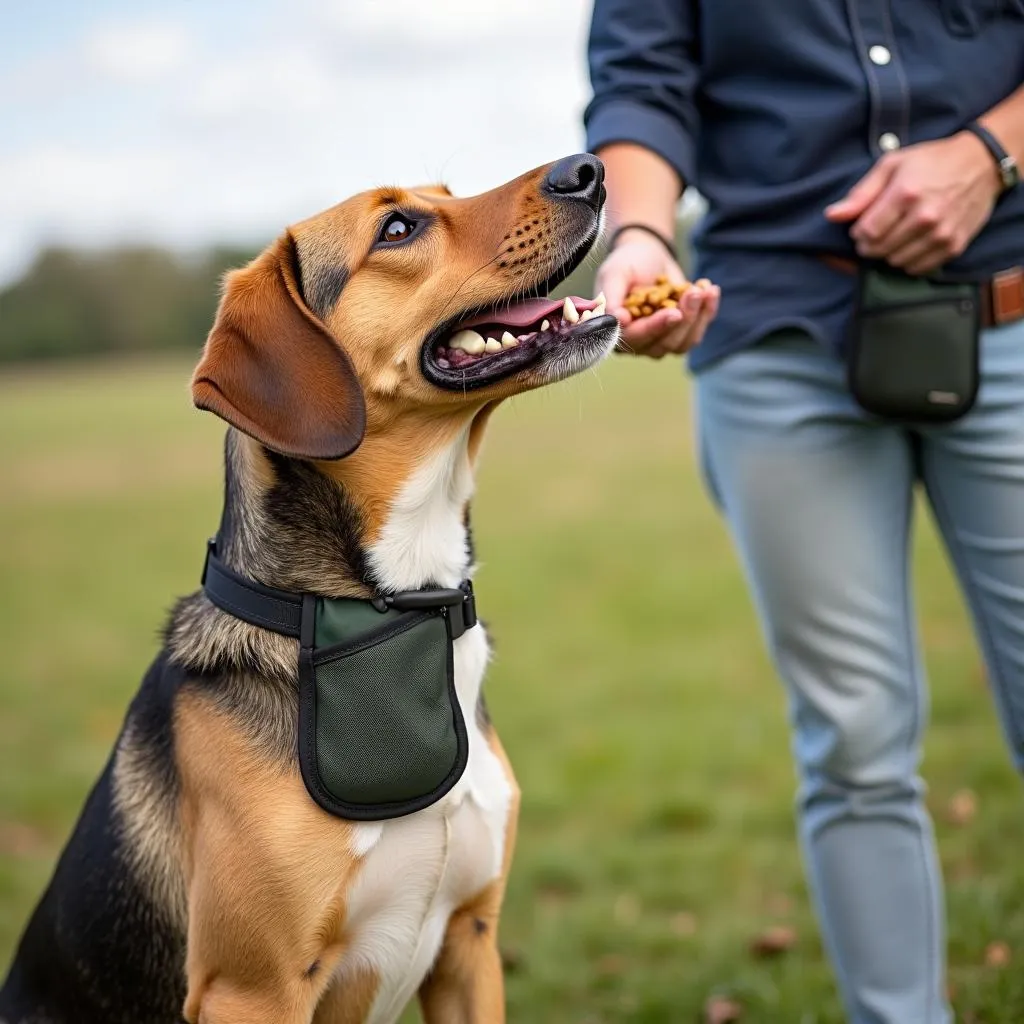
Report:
964,121,1020,193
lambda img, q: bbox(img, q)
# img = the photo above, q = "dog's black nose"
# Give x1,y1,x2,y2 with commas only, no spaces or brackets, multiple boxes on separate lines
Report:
543,154,605,209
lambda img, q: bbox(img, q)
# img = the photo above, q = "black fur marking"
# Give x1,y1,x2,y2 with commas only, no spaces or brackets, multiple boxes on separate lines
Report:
0,654,187,1024
292,236,348,319
463,505,476,566
295,251,350,320
259,449,372,591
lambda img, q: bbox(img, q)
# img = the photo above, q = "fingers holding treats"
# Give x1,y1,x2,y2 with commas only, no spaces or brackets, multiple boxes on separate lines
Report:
623,276,714,321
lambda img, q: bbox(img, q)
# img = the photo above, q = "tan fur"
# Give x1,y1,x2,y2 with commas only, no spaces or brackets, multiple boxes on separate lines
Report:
317,415,473,544
312,968,384,1024
176,691,373,1022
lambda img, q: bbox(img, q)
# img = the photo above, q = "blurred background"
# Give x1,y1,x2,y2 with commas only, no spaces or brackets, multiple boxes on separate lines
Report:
2,3,1022,1021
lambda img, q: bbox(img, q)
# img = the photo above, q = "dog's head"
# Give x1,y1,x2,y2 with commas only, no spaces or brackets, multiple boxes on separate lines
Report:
191,154,616,462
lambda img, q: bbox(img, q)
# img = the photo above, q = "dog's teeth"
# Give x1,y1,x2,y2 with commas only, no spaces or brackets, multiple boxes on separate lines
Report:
540,319,550,332
501,331,519,348
450,329,486,355
484,338,502,353
563,297,579,323
580,309,594,321
594,292,606,315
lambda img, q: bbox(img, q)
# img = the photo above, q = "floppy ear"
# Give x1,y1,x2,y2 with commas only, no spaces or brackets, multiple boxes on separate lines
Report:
191,232,366,460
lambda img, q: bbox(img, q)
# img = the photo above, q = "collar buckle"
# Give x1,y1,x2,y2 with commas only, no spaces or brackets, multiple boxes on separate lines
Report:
382,582,477,640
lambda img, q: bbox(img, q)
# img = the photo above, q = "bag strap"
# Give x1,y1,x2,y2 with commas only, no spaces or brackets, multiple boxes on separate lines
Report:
201,540,478,641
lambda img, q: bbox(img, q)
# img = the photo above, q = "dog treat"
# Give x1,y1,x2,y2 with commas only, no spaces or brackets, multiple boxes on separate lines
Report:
624,276,711,319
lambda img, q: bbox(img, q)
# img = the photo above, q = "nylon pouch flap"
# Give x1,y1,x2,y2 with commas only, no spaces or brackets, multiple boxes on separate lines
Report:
848,266,980,423
298,602,468,821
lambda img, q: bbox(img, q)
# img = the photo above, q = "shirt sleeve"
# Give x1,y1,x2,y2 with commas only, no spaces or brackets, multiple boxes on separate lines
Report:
584,0,700,190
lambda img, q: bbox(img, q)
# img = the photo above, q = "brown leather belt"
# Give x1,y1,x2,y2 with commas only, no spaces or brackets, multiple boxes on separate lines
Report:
819,254,1024,329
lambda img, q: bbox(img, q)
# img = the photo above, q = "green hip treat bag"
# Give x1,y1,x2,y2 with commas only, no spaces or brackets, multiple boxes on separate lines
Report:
848,265,980,422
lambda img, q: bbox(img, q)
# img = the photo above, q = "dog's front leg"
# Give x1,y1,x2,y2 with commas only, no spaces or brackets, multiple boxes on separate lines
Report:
417,893,508,1024
181,864,331,1024
184,978,315,1024
176,693,364,1024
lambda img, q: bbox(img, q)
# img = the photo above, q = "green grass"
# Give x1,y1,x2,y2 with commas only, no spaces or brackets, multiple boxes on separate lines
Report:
1,354,1022,1022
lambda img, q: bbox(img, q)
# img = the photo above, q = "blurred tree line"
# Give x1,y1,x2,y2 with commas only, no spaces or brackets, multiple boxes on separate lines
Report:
0,246,257,364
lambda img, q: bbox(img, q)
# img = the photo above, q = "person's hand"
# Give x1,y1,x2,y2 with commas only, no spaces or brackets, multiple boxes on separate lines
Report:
595,232,720,359
825,132,1003,276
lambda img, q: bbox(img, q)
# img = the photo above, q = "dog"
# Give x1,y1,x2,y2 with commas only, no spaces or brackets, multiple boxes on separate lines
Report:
0,153,616,1024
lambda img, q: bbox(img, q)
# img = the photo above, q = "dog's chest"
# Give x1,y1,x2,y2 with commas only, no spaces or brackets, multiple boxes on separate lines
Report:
331,439,512,1022
335,624,511,1023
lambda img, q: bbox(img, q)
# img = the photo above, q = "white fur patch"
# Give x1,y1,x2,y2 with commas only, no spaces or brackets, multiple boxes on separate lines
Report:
332,429,513,1023
365,430,475,591
351,821,384,858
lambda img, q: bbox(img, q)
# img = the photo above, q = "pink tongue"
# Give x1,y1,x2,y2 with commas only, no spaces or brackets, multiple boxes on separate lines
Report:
459,296,595,330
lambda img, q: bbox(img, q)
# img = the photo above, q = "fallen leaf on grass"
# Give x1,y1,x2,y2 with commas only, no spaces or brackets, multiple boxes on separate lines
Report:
985,941,1011,968
613,893,640,925
750,925,798,958
670,911,698,937
946,789,977,826
704,995,743,1023
597,953,626,977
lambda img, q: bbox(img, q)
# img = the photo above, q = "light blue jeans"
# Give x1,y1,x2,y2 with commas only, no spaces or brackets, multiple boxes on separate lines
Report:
696,320,1024,1024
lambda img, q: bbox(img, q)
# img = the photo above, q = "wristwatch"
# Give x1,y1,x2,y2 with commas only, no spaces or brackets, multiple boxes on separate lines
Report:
964,121,1021,194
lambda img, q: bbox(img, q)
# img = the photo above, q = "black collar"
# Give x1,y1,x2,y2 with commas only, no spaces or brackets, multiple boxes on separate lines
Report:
201,540,478,643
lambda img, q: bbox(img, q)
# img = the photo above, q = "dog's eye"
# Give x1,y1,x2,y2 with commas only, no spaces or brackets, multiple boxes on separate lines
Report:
380,214,416,244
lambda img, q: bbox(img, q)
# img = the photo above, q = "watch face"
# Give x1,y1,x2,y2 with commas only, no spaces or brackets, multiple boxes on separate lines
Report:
1001,156,1021,191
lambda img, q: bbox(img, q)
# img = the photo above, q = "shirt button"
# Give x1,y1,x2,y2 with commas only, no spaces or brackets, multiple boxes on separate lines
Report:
879,132,901,152
868,45,892,66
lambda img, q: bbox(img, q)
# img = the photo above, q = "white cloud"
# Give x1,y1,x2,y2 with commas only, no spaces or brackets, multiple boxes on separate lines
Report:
0,0,604,285
82,20,190,83
319,0,589,42
187,45,349,122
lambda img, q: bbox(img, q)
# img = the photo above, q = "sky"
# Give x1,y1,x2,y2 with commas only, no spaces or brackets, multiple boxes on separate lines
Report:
0,0,604,285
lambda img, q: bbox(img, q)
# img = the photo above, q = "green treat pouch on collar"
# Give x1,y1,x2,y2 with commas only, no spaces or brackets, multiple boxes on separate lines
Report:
848,265,981,422
297,599,468,821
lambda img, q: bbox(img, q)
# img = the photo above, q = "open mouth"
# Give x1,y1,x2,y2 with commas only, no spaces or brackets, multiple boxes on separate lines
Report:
423,294,617,389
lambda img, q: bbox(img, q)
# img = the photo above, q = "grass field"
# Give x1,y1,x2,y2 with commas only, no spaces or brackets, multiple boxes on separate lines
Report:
2,353,1023,1022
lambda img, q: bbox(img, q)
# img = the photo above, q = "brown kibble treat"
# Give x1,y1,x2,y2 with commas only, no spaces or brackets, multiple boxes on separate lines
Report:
947,788,977,826
750,925,798,958
704,995,743,1023
655,275,669,285
624,278,695,319
986,941,1011,968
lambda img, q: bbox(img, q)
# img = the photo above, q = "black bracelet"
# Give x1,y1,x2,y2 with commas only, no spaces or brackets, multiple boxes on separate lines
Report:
608,223,679,262
963,121,1020,194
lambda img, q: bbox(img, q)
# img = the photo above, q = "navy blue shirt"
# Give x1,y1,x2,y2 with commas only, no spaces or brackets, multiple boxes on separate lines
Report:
585,0,1024,370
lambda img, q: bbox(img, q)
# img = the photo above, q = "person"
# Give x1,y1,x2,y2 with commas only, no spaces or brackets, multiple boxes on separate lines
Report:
585,2,1024,1022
